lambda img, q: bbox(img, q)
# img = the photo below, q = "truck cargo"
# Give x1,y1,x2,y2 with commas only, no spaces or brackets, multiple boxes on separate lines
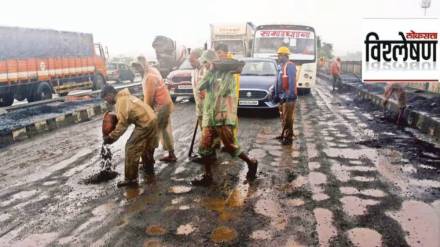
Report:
210,22,255,57
152,35,187,78
0,26,108,106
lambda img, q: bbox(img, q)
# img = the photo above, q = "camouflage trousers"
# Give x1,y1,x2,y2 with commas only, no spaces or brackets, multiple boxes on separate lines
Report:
198,125,241,158
125,120,158,181
280,101,296,140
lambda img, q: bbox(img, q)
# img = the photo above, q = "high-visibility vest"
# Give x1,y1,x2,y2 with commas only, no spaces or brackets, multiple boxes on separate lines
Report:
281,62,297,95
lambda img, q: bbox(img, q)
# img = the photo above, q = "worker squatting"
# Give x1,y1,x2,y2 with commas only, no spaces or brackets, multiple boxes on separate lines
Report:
100,45,298,187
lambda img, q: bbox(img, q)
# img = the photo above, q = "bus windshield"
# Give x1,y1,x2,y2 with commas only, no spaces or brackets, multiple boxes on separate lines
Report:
254,30,315,61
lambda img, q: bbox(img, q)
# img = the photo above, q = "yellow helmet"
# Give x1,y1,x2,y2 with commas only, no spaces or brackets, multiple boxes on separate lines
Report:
277,46,290,55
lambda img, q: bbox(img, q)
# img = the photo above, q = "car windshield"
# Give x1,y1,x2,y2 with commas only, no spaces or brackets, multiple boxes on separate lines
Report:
107,63,117,70
241,61,277,76
212,40,244,54
178,58,193,70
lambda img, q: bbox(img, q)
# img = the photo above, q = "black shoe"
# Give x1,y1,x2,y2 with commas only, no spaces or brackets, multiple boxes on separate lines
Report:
189,155,204,164
117,180,138,187
246,160,258,181
191,175,213,187
274,135,284,140
281,138,293,145
142,164,155,176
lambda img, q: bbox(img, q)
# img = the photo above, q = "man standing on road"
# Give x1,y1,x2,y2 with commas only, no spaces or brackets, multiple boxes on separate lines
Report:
331,57,342,91
189,48,205,127
101,85,158,187
192,44,258,186
134,56,177,163
383,83,407,125
274,46,297,145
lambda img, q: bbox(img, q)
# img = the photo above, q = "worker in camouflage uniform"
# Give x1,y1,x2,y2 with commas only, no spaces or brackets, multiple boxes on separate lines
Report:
192,44,258,186
101,85,158,187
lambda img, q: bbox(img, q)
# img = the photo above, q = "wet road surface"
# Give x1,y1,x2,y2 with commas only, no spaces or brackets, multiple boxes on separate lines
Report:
0,78,439,246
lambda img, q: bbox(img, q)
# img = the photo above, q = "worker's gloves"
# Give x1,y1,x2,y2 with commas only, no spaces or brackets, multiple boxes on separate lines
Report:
103,135,115,145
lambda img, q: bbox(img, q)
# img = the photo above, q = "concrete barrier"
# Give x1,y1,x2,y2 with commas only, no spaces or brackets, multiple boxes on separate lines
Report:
0,102,110,148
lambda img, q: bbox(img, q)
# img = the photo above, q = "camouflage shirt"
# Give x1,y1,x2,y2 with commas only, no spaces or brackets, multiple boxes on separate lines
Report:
197,70,237,128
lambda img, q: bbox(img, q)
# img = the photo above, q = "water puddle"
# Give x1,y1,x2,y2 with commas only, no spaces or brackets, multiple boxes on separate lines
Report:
179,205,190,210
254,198,287,230
313,208,337,247
145,225,167,236
173,166,186,175
143,238,163,247
340,196,379,217
286,199,305,207
124,187,144,200
340,187,386,198
308,162,321,170
168,186,192,194
346,228,382,247
248,149,268,159
309,172,327,185
331,162,351,182
211,226,238,243
324,148,378,161
386,200,440,247
312,193,330,201
176,223,196,235
352,176,375,182
250,230,272,240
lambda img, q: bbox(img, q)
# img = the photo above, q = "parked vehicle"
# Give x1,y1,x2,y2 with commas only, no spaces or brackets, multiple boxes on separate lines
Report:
253,24,317,94
106,62,135,83
210,22,255,57
238,58,278,109
165,58,193,102
0,26,107,106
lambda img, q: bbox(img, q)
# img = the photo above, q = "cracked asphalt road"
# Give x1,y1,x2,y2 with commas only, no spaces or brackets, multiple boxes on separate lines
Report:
0,78,439,247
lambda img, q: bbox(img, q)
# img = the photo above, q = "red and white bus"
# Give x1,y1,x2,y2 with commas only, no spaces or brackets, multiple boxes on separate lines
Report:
252,24,317,94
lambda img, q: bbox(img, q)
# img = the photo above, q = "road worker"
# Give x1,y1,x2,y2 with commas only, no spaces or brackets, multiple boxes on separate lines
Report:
101,85,158,187
331,57,342,91
274,46,297,145
192,43,258,186
189,48,205,127
383,83,407,125
135,56,177,163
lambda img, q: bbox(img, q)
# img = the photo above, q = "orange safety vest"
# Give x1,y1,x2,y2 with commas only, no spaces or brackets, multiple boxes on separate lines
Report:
281,62,297,95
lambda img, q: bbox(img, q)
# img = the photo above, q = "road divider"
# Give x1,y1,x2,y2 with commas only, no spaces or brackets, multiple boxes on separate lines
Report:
0,82,142,148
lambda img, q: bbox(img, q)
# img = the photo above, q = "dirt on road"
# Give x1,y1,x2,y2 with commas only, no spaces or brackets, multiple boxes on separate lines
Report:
0,79,439,247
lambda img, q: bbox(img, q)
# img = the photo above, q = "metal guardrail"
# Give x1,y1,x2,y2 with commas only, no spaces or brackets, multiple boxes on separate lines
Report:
0,81,142,115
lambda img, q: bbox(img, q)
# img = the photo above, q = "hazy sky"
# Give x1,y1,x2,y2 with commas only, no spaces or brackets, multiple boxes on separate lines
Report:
1,0,439,58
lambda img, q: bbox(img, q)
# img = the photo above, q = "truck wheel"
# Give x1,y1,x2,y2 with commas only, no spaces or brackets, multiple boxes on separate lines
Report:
29,82,53,102
93,74,106,90
0,94,14,107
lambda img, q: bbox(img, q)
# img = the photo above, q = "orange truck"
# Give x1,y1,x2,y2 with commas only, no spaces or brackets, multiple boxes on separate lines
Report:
0,26,108,107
